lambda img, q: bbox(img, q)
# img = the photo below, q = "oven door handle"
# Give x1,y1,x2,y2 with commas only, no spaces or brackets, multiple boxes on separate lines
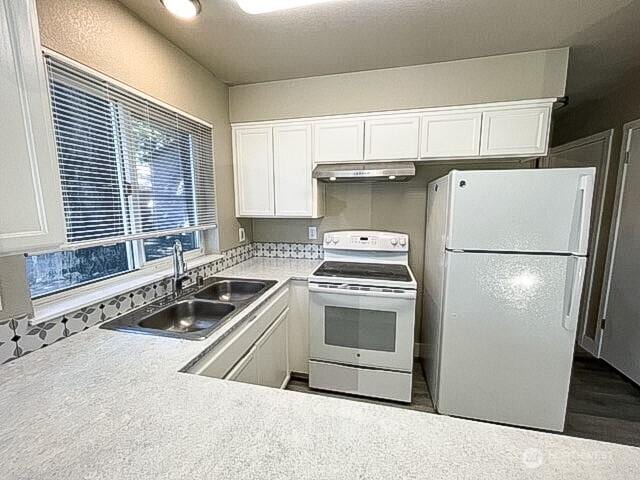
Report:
308,283,417,300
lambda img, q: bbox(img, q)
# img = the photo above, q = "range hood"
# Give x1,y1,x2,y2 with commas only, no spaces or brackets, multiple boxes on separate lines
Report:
313,162,415,183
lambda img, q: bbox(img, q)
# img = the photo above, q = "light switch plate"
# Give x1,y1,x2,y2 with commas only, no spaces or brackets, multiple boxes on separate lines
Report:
238,227,246,242
308,226,317,240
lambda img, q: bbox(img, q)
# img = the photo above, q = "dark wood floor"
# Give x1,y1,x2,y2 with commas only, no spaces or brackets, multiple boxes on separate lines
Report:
287,354,640,447
564,350,640,447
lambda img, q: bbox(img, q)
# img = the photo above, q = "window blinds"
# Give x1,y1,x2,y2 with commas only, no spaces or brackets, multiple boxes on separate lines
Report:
45,54,216,247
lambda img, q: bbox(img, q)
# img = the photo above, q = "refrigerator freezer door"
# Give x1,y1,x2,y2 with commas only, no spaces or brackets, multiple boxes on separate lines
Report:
446,168,595,255
437,251,585,431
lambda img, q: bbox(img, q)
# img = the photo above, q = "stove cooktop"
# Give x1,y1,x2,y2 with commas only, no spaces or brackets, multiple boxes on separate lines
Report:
312,261,413,283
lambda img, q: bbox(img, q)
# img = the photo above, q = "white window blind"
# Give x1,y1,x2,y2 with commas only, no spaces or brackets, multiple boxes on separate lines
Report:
45,54,216,248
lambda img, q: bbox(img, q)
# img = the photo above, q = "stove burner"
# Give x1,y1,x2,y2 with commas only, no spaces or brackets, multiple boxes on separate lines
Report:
313,261,412,283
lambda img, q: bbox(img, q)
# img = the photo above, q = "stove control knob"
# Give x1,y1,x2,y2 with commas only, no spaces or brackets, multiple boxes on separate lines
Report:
332,235,339,244
390,238,398,246
399,238,407,247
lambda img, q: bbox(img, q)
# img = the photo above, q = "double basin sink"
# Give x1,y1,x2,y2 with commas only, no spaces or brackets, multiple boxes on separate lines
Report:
101,278,277,340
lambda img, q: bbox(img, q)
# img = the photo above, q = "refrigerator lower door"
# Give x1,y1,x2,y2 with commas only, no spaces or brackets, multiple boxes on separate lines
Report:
446,168,594,255
437,251,586,431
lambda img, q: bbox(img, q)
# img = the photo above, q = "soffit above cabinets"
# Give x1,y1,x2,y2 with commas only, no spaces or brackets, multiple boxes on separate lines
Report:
117,0,640,107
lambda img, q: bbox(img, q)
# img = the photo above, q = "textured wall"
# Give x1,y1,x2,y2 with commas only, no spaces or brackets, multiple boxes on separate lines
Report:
229,48,569,123
35,0,251,251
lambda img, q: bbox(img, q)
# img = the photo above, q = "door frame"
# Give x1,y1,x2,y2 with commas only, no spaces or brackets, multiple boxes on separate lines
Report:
543,129,613,356
598,119,640,359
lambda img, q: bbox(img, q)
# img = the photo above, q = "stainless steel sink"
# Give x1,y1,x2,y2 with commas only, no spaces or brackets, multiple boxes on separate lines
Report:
195,280,266,302
138,300,235,333
100,277,277,340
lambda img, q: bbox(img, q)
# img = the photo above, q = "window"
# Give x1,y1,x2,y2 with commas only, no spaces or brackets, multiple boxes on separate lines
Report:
27,54,215,299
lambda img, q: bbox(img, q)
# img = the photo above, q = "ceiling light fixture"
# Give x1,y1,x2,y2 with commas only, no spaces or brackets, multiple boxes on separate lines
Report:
161,0,201,20
235,0,339,15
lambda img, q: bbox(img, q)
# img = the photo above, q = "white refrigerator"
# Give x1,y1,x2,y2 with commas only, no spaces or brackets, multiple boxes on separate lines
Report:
422,168,595,431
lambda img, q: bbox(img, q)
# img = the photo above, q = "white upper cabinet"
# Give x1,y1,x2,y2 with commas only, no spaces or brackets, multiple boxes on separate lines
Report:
313,120,364,163
480,105,551,157
234,124,323,218
233,127,275,217
364,115,420,160
274,124,314,217
420,111,482,158
0,0,65,255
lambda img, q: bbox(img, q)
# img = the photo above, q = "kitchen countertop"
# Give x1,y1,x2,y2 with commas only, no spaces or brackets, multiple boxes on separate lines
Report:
0,257,638,479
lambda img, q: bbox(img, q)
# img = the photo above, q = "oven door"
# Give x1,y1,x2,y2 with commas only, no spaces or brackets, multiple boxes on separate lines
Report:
309,283,416,372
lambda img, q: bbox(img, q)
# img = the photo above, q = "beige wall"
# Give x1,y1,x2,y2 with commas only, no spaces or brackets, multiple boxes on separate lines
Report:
229,48,569,123
35,0,251,251
253,161,532,340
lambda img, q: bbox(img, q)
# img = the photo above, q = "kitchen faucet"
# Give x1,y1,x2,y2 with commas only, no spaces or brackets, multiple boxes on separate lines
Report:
172,239,190,297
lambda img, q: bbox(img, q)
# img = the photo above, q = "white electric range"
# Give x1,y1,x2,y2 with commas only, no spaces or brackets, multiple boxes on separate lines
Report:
308,230,417,403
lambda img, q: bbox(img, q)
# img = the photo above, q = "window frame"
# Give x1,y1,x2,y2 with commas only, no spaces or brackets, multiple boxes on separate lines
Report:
30,49,217,305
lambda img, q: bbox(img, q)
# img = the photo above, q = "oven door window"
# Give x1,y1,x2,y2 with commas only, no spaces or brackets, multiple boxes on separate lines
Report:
324,306,397,352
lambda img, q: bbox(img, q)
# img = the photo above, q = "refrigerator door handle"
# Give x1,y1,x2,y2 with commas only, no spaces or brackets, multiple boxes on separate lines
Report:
563,257,587,331
576,174,594,254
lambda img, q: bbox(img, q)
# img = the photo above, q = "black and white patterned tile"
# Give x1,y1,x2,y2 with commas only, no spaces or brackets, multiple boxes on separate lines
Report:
0,318,19,364
254,242,323,260
15,316,66,356
64,303,104,336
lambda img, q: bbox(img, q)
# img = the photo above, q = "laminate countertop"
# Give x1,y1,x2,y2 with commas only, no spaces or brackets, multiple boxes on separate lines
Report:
0,258,638,479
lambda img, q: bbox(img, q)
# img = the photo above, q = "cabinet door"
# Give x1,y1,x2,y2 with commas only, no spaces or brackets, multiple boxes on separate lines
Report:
256,310,289,388
364,115,420,160
287,280,310,374
420,112,482,158
226,347,259,384
313,120,364,163
0,0,65,255
233,127,274,217
274,124,313,217
480,105,551,157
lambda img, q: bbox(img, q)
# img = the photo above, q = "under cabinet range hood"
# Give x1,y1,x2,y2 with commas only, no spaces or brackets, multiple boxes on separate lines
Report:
312,162,415,183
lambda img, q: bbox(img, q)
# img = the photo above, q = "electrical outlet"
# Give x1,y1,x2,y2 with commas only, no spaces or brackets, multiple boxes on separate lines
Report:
238,227,246,242
308,226,317,240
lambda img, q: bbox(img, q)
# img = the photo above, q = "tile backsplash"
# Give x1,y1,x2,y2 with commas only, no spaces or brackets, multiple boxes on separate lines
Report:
0,242,320,364
253,242,323,260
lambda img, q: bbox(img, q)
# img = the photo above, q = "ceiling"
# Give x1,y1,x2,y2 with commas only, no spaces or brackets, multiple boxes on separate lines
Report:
118,0,640,107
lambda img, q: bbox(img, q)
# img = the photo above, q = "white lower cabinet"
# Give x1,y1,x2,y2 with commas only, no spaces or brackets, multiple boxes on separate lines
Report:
190,287,289,379
255,310,289,388
287,279,310,374
226,346,258,384
190,286,291,390
225,309,289,388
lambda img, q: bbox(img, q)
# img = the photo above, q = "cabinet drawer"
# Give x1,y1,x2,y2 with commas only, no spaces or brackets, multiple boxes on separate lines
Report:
190,286,289,378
